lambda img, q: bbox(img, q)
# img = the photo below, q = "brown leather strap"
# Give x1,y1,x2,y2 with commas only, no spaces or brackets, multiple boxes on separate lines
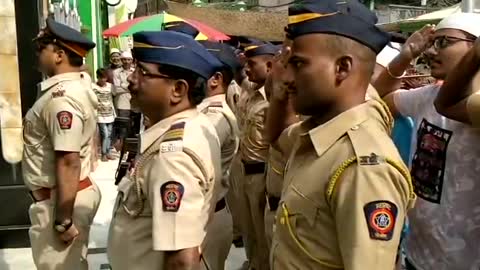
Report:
30,177,93,202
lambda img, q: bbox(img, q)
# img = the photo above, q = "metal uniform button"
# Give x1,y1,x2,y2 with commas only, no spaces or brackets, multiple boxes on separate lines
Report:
351,125,359,131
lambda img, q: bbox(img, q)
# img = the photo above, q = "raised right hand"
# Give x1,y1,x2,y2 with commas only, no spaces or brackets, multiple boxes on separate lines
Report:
400,24,435,61
266,44,292,102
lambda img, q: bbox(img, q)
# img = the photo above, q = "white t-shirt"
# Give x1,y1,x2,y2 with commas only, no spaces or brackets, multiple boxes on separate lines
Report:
394,85,480,270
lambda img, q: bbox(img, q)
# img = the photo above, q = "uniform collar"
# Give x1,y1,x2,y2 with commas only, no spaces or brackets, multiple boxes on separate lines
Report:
202,93,226,103
301,99,389,157
40,72,85,92
140,108,199,153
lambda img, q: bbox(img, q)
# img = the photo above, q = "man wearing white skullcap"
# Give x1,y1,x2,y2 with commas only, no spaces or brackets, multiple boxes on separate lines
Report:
372,12,480,270
434,30,480,127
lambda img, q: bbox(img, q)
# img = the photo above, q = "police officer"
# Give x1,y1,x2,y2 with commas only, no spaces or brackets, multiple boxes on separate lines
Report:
107,31,223,270
434,37,480,126
197,40,241,270
23,18,101,270
265,0,416,269
236,40,277,270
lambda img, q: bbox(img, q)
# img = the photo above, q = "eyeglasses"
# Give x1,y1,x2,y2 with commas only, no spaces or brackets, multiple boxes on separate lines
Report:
431,36,476,50
135,65,172,80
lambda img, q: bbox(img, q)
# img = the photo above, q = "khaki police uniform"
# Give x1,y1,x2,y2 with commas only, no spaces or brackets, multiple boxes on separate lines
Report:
108,109,222,270
467,93,480,127
238,85,270,270
226,80,242,115
264,145,286,253
227,78,257,250
270,99,416,269
198,94,240,270
22,71,102,270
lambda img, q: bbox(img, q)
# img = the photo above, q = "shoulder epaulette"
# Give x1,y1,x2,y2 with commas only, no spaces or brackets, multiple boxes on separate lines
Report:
51,83,66,98
162,122,185,142
207,101,223,108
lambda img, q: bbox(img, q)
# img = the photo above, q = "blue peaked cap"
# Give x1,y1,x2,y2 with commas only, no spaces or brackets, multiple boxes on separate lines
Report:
286,0,390,54
244,40,279,58
198,41,241,72
132,31,224,79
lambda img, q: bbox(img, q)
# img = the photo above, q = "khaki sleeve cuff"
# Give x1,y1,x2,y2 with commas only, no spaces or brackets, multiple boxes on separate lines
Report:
467,94,480,127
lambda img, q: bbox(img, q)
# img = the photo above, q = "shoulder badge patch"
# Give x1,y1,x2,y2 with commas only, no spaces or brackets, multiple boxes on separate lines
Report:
359,153,383,166
363,200,398,241
57,111,73,129
162,122,185,142
161,181,184,212
51,89,65,98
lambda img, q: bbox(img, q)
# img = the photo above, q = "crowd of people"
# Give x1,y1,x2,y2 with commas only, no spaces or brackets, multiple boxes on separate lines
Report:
20,0,480,269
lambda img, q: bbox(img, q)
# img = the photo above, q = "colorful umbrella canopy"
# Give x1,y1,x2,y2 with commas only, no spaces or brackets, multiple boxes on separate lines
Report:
103,12,230,41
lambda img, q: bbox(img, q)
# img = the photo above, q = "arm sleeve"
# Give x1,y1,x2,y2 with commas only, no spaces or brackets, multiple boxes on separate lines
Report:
330,163,409,270
247,105,269,151
42,97,84,152
393,87,429,118
204,109,231,145
274,122,300,157
467,94,480,127
147,150,208,251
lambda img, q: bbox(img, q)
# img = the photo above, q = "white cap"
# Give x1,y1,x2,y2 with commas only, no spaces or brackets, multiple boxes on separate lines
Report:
110,48,121,55
376,42,401,68
120,50,133,59
436,12,480,37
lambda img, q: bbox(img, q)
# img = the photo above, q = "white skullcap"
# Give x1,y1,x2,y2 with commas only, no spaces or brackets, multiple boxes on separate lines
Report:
436,12,480,37
110,48,120,55
376,42,401,68
120,50,133,59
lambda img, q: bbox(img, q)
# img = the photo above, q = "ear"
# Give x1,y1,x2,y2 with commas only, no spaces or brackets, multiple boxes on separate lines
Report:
54,48,65,65
210,72,222,88
334,55,352,85
266,60,273,73
171,79,189,104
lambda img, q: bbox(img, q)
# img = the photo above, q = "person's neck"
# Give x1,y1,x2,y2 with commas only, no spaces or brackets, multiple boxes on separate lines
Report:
147,104,193,125
53,66,81,76
310,88,366,126
123,65,131,71
97,81,106,87
207,86,226,97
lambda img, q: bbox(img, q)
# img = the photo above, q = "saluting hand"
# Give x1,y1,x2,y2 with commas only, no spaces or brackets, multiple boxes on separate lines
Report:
400,24,435,61
59,223,79,246
266,43,292,102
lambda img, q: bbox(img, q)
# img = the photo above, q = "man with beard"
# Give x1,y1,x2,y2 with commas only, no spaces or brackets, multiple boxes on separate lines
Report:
23,18,102,270
107,31,223,270
234,40,276,270
265,0,415,269
372,12,480,270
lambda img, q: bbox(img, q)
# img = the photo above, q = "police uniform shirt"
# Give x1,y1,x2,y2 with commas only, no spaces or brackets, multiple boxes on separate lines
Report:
108,109,222,270
226,80,242,115
22,72,98,190
198,94,239,199
270,99,415,269
467,93,480,127
239,86,269,163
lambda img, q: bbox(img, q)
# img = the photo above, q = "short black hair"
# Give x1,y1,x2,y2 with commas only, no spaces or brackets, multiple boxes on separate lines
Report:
157,64,206,105
96,68,108,79
51,43,84,67
218,67,234,88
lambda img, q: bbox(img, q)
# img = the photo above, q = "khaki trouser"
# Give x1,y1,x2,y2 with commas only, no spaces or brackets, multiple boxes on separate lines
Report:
29,183,102,270
241,170,269,270
226,156,248,254
201,207,233,270
264,207,276,254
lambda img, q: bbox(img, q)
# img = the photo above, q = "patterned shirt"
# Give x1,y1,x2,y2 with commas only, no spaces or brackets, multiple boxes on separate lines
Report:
92,82,115,123
394,84,480,270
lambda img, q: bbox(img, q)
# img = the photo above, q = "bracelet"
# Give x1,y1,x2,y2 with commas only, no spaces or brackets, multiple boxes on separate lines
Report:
386,64,406,79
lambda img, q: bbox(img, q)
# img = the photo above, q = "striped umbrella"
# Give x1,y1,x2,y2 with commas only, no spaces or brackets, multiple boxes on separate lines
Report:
103,12,230,41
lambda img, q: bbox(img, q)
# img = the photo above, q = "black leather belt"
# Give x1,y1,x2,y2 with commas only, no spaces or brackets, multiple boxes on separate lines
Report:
215,198,226,212
267,194,280,211
242,160,266,175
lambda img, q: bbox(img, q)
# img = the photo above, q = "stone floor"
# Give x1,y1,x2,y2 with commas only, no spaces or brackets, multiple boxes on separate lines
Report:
0,159,247,270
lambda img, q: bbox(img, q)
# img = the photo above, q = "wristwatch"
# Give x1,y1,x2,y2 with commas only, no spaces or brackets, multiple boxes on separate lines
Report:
54,219,73,233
